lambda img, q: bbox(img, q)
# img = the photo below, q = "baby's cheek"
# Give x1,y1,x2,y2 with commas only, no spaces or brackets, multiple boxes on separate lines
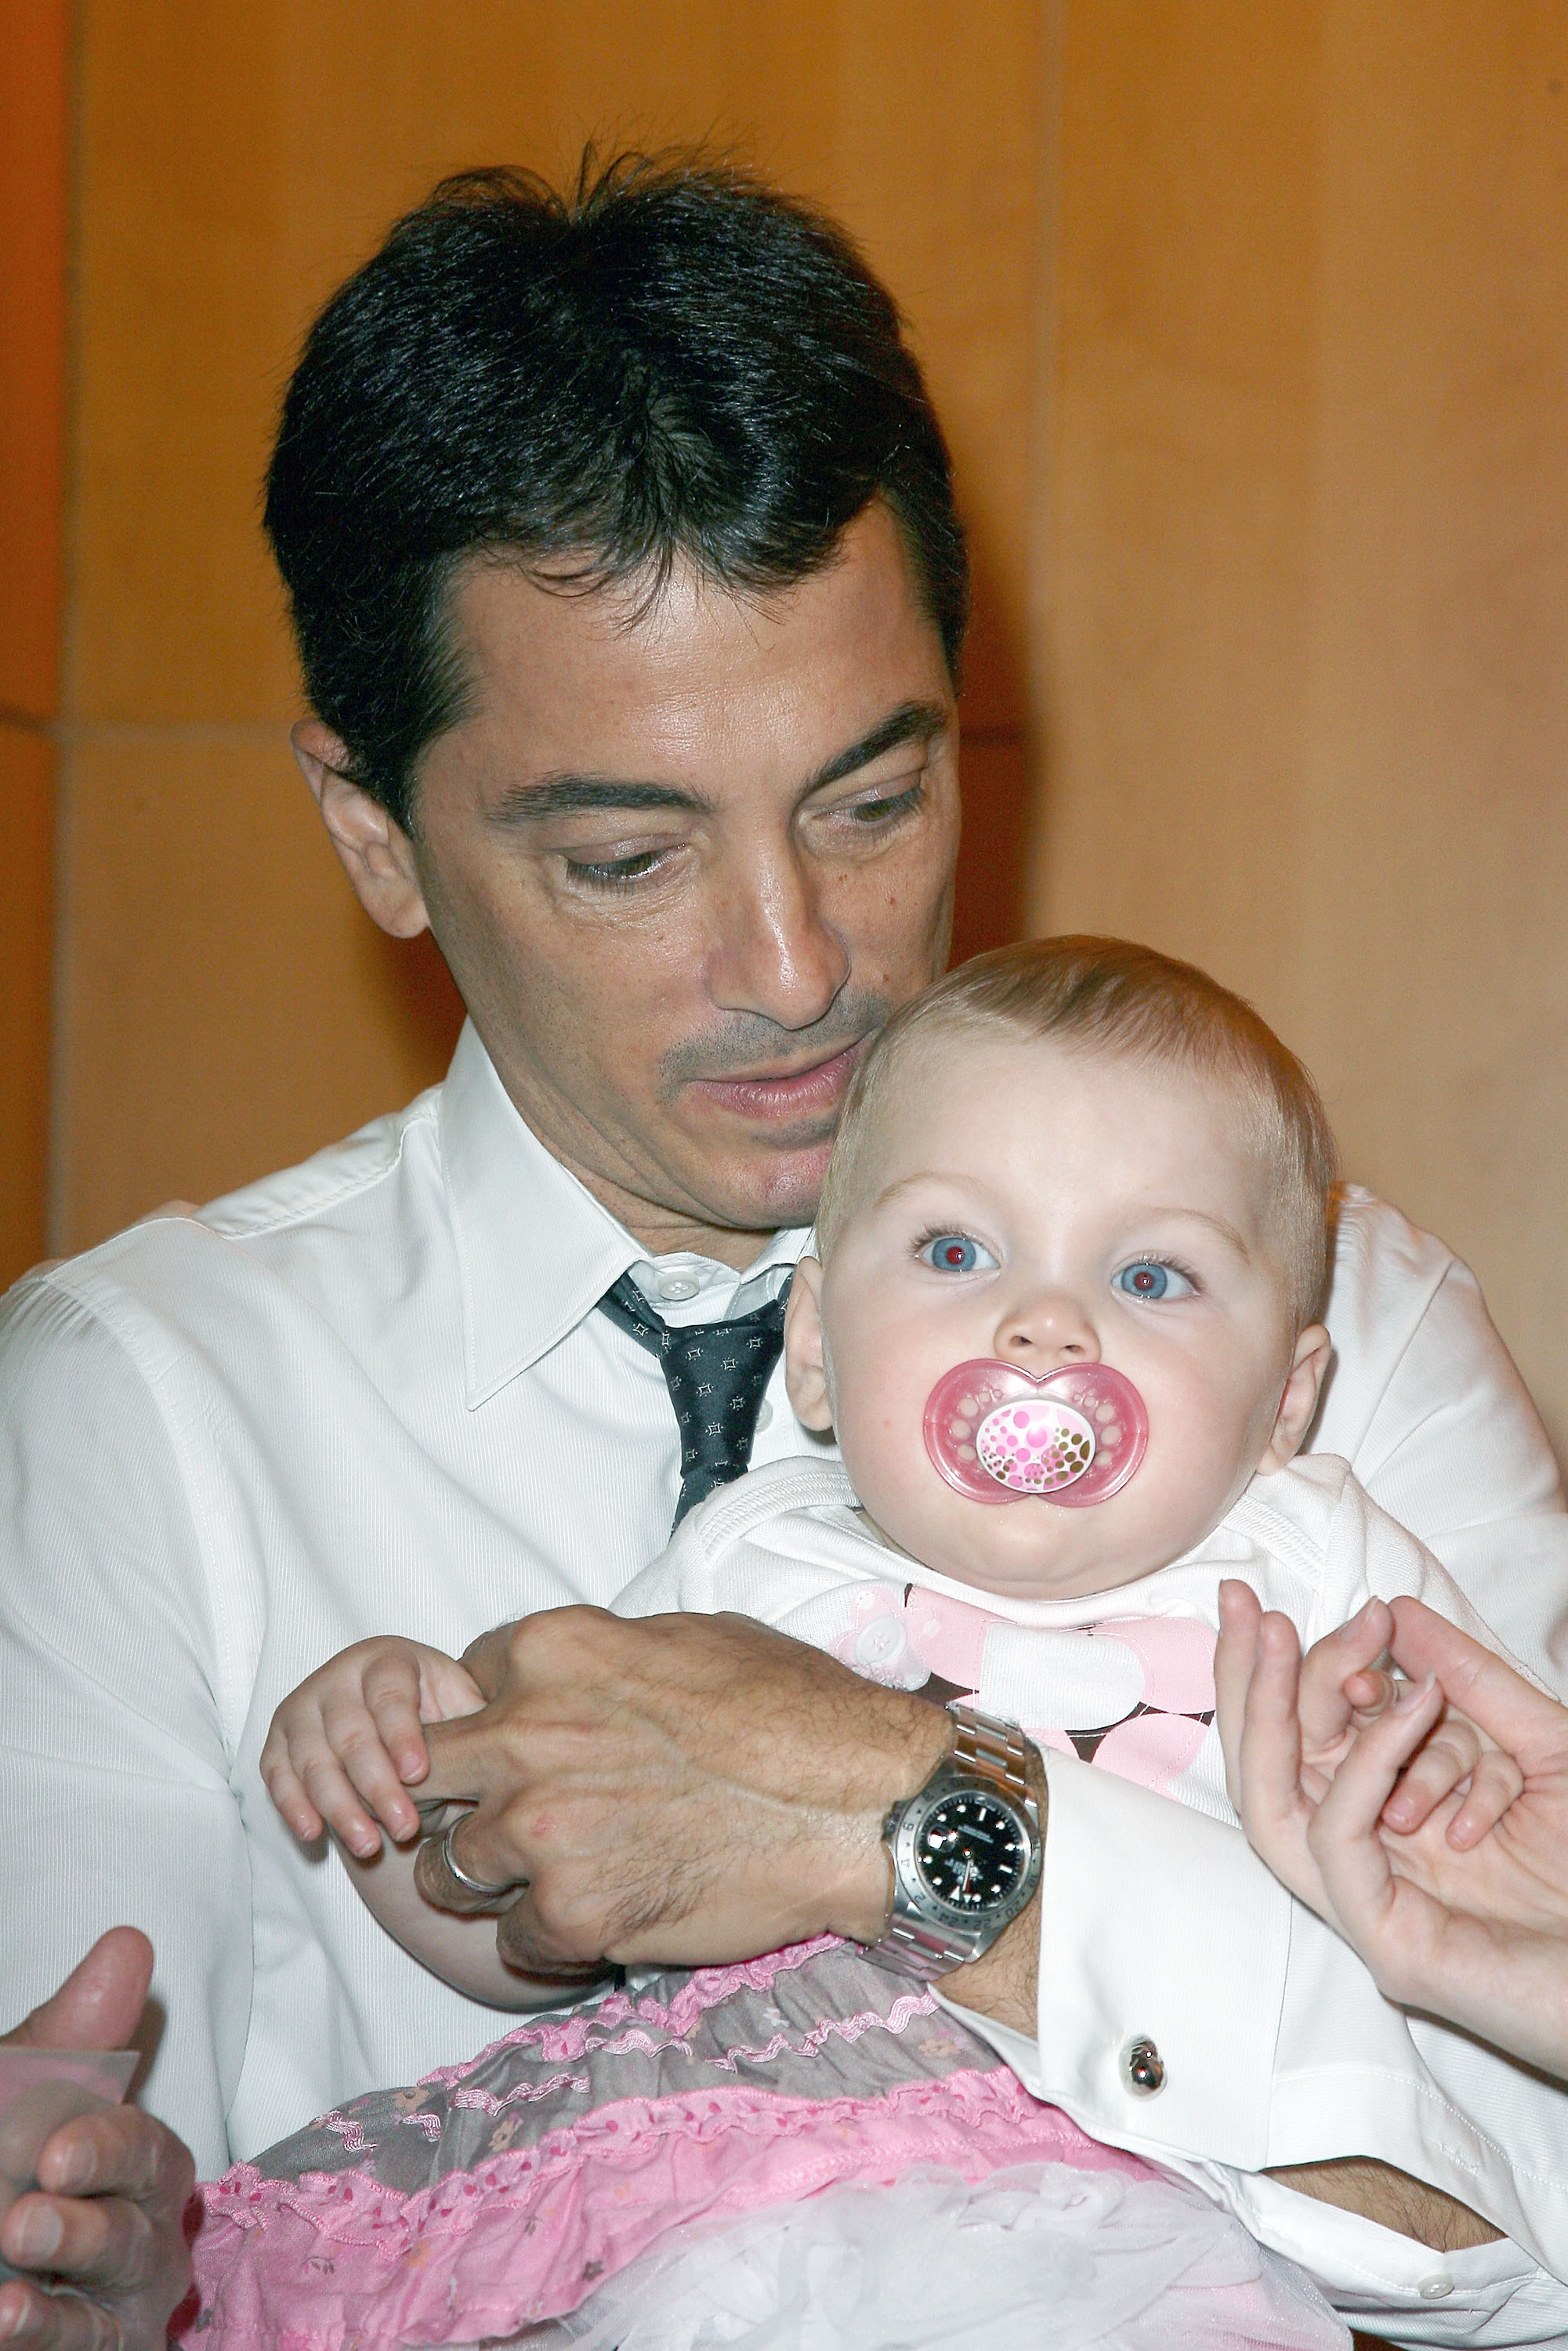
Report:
1135,1386,1259,1546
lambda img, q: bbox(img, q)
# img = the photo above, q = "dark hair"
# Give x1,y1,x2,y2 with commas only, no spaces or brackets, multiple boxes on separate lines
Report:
264,150,969,832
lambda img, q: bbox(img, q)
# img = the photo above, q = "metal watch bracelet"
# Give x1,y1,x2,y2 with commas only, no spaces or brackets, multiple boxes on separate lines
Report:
868,1703,1044,1980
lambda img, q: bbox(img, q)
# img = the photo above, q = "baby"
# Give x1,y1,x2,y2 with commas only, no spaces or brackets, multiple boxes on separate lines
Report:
266,937,1498,1849
219,939,1561,2350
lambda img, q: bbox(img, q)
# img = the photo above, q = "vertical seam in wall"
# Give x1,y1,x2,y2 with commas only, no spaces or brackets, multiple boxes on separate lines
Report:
1023,0,1063,932
46,0,87,1255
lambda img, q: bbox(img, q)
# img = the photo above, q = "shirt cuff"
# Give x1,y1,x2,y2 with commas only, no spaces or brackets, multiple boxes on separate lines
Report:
1025,1751,1291,2168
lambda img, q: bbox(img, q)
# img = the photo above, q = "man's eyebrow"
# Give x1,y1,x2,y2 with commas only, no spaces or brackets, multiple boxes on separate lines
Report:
491,775,712,824
488,699,951,827
802,700,951,795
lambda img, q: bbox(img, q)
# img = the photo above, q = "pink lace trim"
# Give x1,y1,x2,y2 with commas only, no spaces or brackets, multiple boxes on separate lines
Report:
190,2070,1148,2351
410,1936,843,2083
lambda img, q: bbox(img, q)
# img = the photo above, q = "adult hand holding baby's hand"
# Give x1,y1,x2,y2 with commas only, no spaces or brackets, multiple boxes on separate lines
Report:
260,1637,485,1857
1215,1585,1568,2075
412,1607,954,1975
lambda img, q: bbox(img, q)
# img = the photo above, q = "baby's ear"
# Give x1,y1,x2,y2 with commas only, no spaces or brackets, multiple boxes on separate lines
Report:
1256,1323,1332,1473
784,1256,835,1433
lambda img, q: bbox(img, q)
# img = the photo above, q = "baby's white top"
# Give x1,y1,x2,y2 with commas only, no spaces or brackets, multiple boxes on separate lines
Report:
616,1451,1502,1830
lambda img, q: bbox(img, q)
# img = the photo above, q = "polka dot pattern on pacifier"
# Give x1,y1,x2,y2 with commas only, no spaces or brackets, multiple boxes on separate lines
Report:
924,1358,1149,1506
972,1398,1096,1494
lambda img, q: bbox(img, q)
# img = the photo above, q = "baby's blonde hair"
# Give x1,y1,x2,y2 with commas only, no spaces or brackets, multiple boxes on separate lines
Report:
817,936,1340,1325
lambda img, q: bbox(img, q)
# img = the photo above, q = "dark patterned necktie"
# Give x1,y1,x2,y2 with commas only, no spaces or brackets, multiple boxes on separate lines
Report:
599,1270,793,1529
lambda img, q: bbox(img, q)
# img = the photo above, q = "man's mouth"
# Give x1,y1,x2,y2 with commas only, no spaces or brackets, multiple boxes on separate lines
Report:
687,1038,867,1125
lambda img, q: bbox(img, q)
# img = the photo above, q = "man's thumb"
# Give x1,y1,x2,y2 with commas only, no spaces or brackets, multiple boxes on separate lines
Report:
2,1928,153,2051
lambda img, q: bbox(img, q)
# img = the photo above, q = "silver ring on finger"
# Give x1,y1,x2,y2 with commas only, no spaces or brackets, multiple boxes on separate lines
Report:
439,1817,523,1901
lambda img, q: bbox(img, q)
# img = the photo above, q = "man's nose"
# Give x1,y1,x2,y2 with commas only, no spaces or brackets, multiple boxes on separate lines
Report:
992,1284,1101,1371
708,845,851,1033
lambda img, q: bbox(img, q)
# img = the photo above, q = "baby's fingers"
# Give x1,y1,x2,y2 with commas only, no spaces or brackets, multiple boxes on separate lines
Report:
360,1656,435,1790
259,1734,327,1845
1445,1741,1526,1851
1378,1706,1485,1833
317,1697,425,1846
294,1745,389,1859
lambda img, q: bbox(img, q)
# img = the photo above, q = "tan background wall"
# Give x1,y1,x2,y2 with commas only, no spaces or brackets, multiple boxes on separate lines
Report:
1033,1,1568,1460
9,2,1568,1462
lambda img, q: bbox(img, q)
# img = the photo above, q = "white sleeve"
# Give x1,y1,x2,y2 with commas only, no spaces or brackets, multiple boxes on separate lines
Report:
1314,1191,1568,1685
0,1277,252,2180
611,1475,885,1661
1308,1465,1539,1674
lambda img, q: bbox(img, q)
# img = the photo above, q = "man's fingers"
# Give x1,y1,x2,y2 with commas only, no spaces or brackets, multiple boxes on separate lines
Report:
411,1818,521,1915
412,1714,490,1809
2,1933,152,2056
493,1889,612,1979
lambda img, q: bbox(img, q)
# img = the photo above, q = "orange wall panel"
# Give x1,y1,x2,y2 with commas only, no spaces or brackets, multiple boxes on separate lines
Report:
0,0,69,722
0,729,55,1285
1,1,69,1286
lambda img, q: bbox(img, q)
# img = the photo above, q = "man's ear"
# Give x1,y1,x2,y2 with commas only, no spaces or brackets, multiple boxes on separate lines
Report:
292,719,430,940
784,1255,835,1433
1256,1322,1332,1473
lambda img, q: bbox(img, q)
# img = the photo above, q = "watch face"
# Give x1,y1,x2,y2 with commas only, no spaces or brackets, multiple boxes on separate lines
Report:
914,1792,1029,1914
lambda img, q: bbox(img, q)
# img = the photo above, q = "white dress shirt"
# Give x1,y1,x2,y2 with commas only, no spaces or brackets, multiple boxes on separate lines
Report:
2,1025,1566,2337
620,1454,1568,2341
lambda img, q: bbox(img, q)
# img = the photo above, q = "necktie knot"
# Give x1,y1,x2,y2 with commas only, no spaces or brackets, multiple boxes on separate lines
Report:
599,1270,792,1527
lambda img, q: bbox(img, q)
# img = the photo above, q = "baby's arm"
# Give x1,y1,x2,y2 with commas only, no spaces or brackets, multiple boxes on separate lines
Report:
263,1638,583,2009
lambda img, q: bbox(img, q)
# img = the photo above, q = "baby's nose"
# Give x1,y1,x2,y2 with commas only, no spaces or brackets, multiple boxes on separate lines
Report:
994,1286,1100,1368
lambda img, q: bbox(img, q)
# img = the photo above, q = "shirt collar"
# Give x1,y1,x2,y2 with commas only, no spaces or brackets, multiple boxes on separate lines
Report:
440,1022,809,1406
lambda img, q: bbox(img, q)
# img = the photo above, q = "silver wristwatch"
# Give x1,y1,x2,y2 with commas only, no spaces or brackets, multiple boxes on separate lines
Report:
865,1704,1044,1980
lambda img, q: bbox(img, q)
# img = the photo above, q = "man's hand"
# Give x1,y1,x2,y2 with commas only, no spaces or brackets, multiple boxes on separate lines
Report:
261,1636,485,1855
1216,1586,1568,2078
0,1931,196,2351
412,1607,954,1975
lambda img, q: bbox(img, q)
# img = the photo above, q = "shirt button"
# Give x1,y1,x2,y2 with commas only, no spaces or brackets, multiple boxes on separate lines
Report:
656,1273,701,1302
754,1400,773,1433
1418,2275,1454,2301
1121,2037,1165,2096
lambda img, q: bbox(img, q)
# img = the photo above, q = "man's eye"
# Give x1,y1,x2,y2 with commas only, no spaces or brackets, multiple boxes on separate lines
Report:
845,780,924,825
562,849,668,889
918,1233,998,1275
1114,1260,1196,1302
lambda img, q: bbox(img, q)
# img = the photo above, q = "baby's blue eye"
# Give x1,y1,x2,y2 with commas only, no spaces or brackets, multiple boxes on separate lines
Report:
920,1233,997,1275
1114,1260,1194,1302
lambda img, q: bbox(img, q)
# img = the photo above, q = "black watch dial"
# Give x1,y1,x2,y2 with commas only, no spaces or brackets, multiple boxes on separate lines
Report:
914,1791,1029,1913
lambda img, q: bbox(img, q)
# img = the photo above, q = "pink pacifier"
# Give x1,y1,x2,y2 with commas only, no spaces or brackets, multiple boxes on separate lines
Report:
923,1359,1149,1508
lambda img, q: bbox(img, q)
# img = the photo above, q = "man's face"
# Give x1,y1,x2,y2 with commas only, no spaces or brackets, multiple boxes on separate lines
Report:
406,505,958,1255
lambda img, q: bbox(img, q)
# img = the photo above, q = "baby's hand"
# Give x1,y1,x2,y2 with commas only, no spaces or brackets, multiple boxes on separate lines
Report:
1274,1592,1522,1848
261,1639,484,1857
